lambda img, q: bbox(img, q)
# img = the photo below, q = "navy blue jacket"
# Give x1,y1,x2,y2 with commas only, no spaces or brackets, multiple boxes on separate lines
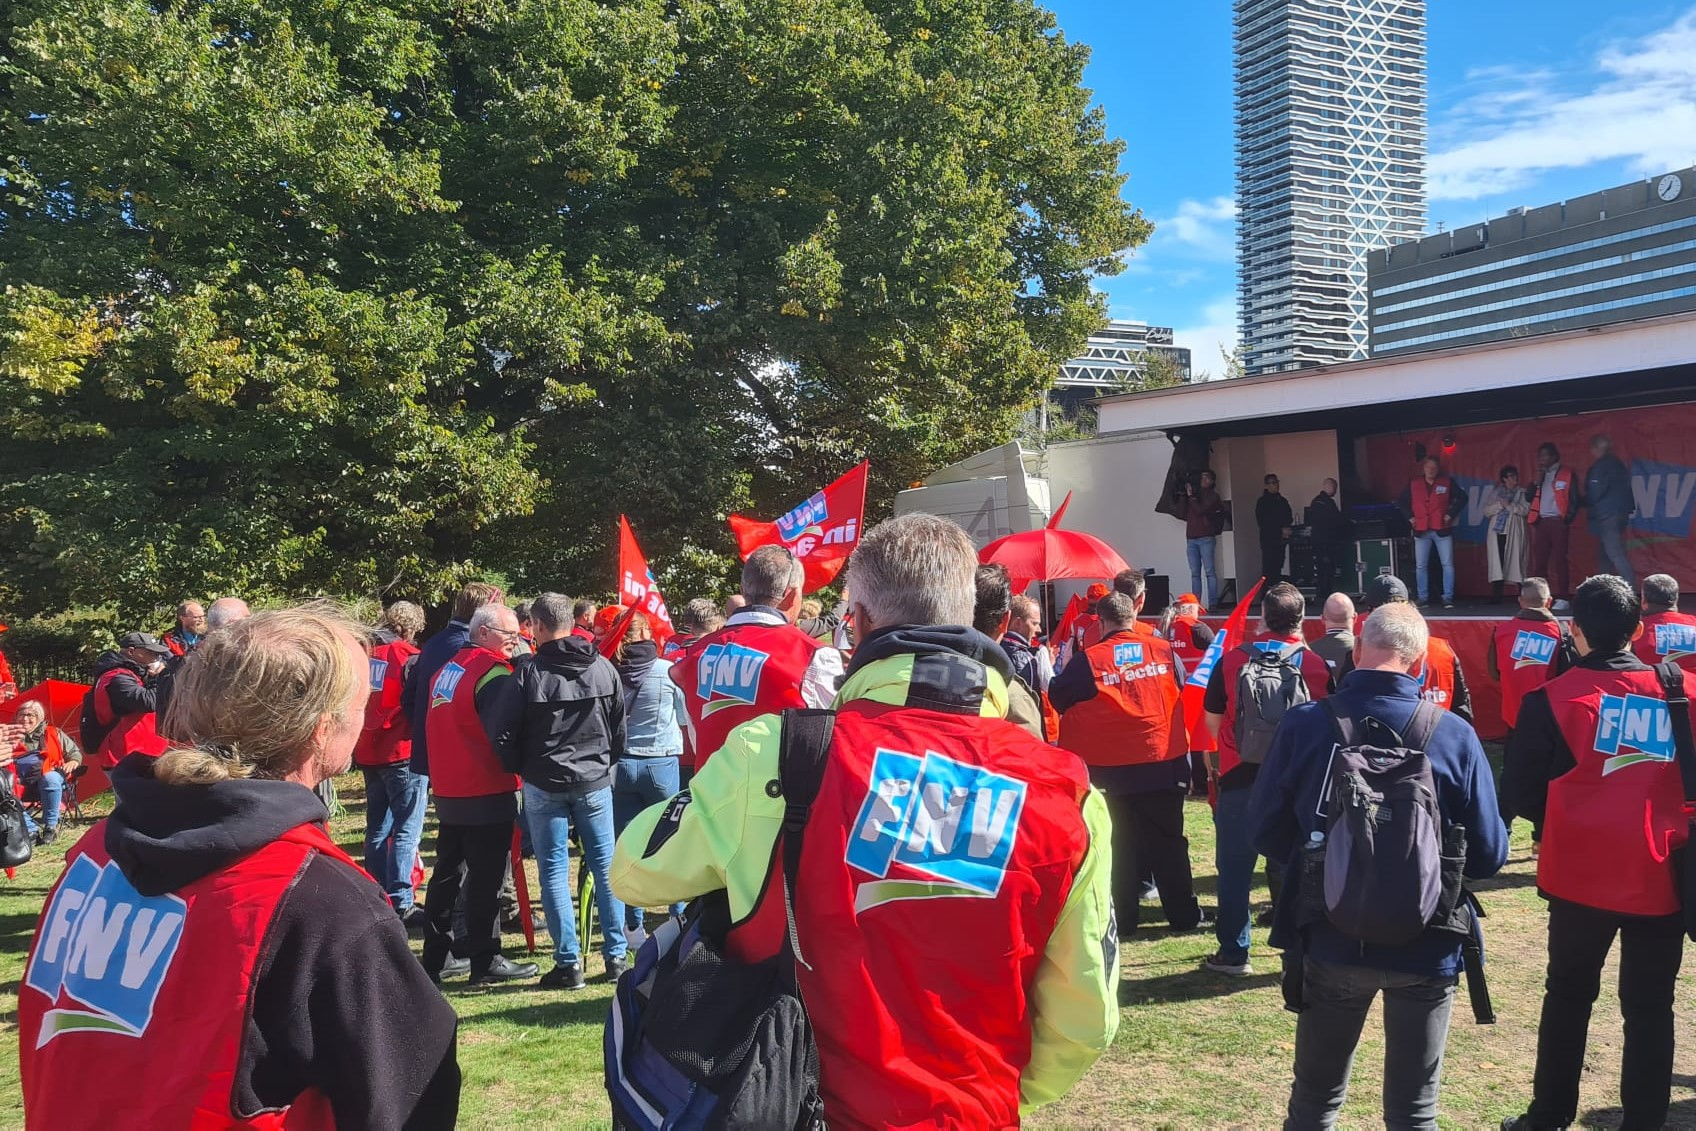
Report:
1249,668,1509,976
400,618,471,776
1584,453,1634,526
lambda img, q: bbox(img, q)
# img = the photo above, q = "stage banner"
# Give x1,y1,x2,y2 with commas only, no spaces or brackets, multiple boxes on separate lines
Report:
728,462,868,593
618,516,674,643
1362,402,1696,598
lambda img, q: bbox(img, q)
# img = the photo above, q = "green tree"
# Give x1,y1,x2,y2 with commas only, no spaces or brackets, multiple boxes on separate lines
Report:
0,0,1144,619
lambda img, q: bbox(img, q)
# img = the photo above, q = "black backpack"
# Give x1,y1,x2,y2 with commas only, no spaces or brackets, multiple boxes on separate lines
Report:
604,709,831,1130
1318,700,1447,947
1234,643,1311,765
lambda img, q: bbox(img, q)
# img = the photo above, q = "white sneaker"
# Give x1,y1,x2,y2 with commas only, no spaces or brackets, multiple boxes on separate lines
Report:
1202,952,1254,977
624,926,649,953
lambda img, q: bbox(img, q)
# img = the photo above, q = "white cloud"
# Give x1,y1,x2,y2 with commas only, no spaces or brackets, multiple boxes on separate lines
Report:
1430,10,1696,201
1170,296,1240,379
1122,195,1239,272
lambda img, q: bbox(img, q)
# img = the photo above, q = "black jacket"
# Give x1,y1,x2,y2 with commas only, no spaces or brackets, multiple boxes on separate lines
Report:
1256,492,1293,544
80,652,157,754
486,636,626,794
102,758,459,1129
1307,492,1350,546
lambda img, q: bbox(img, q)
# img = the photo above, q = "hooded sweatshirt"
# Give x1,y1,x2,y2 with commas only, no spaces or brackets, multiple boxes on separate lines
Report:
98,757,460,1128
484,635,626,794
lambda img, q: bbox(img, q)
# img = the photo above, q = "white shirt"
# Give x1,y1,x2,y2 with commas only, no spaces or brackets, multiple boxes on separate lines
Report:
1538,463,1563,517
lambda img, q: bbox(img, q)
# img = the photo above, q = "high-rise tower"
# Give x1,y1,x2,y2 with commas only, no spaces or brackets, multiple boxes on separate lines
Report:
1235,0,1427,375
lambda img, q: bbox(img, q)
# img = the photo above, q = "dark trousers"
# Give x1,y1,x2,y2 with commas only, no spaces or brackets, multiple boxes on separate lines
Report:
1104,788,1201,932
1262,539,1287,586
1313,543,1343,597
1528,899,1684,1130
422,819,513,977
1529,521,1570,598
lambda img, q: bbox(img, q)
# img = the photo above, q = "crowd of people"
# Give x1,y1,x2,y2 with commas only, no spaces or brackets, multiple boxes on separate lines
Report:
1173,432,1641,615
9,508,1696,1129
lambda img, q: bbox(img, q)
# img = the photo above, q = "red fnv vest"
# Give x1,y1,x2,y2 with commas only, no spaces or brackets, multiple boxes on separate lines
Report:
1416,637,1461,713
423,647,518,798
671,621,824,767
1493,618,1563,728
1059,631,1186,767
1540,665,1692,916
19,820,358,1128
92,669,169,769
1408,476,1456,534
1634,611,1696,673
354,639,419,768
729,700,1091,1129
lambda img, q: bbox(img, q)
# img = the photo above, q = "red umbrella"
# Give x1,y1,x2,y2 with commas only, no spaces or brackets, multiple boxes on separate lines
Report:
978,493,1130,594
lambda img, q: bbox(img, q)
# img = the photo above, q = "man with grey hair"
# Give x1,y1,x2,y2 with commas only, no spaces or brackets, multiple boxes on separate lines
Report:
1583,434,1635,585
670,544,844,766
158,597,253,729
1251,602,1507,1129
614,513,1119,1127
1633,573,1696,671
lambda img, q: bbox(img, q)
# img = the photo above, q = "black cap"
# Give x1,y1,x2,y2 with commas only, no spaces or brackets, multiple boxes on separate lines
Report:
1361,574,1409,610
118,631,172,655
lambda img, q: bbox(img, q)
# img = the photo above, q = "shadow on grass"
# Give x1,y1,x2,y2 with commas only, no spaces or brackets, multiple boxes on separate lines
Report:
1580,1097,1696,1129
468,995,615,1029
1119,967,1282,1006
1471,872,1542,892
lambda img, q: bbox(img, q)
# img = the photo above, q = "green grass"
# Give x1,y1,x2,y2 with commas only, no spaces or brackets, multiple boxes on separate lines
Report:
2,775,1694,1129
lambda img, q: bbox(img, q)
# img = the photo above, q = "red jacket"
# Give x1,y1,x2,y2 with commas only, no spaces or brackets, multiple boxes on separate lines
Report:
20,821,349,1128
729,700,1092,1128
1492,618,1564,728
1058,631,1186,767
671,619,826,767
88,668,169,769
423,647,518,799
353,639,418,768
1539,665,1693,915
1634,611,1696,673
1407,475,1459,534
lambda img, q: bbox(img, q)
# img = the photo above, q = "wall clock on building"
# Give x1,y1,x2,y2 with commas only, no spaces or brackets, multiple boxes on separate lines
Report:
1657,173,1683,202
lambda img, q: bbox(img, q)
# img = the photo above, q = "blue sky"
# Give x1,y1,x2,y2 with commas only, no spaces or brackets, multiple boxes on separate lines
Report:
1040,0,1696,373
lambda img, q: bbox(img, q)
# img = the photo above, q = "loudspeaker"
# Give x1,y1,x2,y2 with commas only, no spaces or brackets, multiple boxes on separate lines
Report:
1144,572,1171,611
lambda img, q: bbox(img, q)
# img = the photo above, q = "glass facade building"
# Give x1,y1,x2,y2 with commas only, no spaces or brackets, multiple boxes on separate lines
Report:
1235,0,1427,376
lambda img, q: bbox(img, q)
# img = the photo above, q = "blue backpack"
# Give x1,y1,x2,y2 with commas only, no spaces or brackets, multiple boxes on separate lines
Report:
604,709,832,1130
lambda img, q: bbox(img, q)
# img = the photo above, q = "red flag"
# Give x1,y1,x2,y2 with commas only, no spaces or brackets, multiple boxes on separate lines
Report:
618,516,674,643
1052,593,1086,653
728,462,868,593
1180,579,1266,755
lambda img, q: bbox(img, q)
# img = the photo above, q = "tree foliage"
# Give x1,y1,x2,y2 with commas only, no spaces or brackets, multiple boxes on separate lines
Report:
0,0,1145,618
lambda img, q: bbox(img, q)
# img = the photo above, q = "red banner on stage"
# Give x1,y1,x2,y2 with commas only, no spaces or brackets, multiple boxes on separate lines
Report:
1362,401,1696,598
729,462,868,593
618,515,674,643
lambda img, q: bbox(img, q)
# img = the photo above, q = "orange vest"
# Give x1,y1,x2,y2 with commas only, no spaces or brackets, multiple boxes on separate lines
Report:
1527,468,1574,524
1416,636,1461,712
1058,630,1186,767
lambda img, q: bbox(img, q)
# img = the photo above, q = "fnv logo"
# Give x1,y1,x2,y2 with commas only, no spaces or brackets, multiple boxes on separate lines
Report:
847,748,1027,912
25,856,186,1047
430,662,466,709
776,491,830,542
1112,641,1145,669
1509,630,1558,670
696,643,768,715
1655,622,1696,661
369,657,389,692
1630,459,1696,540
1595,693,1675,774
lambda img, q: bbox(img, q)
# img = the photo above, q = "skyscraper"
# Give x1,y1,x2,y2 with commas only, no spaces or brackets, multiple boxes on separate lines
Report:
1235,0,1427,375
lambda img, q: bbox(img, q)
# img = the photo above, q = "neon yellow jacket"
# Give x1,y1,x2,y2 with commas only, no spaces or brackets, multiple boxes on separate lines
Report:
611,642,1119,1118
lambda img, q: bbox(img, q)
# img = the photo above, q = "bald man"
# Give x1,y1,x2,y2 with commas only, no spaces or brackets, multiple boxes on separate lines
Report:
1311,593,1356,674
158,596,254,735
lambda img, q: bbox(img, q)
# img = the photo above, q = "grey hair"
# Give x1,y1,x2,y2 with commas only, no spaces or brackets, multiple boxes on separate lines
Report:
1097,591,1140,629
1361,603,1429,665
529,592,574,634
468,603,515,635
742,545,802,607
847,513,977,629
206,596,251,630
1643,573,1680,611
679,597,726,636
1519,577,1552,608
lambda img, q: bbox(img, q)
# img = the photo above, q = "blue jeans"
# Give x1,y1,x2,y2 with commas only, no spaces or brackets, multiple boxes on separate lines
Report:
613,757,685,931
1414,531,1455,604
19,769,65,835
1186,536,1219,609
363,764,429,912
1594,513,1636,585
1213,786,1258,963
523,782,626,967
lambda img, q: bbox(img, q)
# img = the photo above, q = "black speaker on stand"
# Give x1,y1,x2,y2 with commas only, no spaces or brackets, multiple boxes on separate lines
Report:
1144,572,1171,611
